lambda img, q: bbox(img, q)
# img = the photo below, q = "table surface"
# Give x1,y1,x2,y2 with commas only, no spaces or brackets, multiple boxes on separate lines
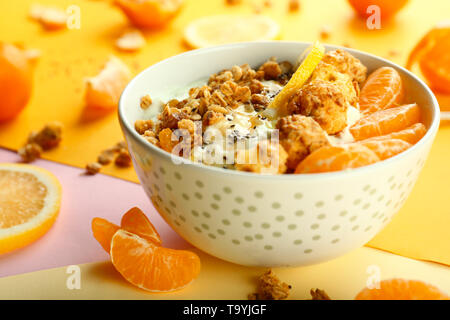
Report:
0,0,449,299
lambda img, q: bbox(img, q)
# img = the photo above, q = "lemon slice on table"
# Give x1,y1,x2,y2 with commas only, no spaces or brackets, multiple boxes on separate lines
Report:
0,164,61,254
266,42,325,117
183,15,280,49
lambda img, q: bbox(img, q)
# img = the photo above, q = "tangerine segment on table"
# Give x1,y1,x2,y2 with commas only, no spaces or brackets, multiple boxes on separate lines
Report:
406,22,450,94
92,218,120,253
120,207,162,245
295,144,380,174
358,138,412,160
114,0,183,29
110,229,201,292
367,123,427,145
359,67,403,115
347,0,409,19
0,43,35,122
0,164,61,254
355,279,449,300
350,103,421,141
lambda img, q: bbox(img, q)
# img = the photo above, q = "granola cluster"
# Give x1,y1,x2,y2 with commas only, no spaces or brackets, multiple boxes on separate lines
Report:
18,121,63,162
85,141,132,175
134,49,367,174
248,269,292,300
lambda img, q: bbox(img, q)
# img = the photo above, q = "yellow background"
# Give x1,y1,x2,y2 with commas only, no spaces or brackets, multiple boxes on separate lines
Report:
0,0,449,294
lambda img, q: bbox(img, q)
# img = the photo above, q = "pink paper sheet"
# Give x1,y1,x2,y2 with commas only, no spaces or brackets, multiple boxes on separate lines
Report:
0,148,189,278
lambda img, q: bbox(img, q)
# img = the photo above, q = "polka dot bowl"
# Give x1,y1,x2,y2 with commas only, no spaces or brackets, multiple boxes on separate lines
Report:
119,42,440,267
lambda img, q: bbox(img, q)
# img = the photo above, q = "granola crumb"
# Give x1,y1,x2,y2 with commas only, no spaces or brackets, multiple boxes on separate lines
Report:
388,49,400,57
97,149,115,165
28,121,63,150
248,269,291,300
288,0,300,12
140,94,153,109
310,288,331,300
85,162,102,175
135,119,154,135
115,149,132,167
18,143,42,163
116,29,146,52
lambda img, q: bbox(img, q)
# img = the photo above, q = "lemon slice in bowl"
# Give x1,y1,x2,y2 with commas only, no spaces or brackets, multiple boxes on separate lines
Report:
0,164,61,254
266,41,325,117
183,15,280,49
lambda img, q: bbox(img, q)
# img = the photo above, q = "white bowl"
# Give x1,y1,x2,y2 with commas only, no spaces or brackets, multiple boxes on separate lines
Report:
119,41,439,267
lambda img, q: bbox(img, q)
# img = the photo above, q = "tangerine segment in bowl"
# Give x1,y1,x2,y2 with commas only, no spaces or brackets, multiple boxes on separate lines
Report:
367,123,427,145
355,279,449,300
114,0,183,29
295,144,380,174
359,67,403,115
350,103,421,141
110,229,201,292
92,218,120,253
358,138,412,160
0,164,61,254
120,207,162,245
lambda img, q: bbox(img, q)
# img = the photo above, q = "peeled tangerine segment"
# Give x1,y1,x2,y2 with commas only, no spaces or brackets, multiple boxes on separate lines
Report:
367,123,427,145
358,138,412,160
350,103,421,141
120,207,162,245
359,67,403,115
295,144,380,174
110,229,201,292
91,218,120,253
85,56,131,110
0,164,61,254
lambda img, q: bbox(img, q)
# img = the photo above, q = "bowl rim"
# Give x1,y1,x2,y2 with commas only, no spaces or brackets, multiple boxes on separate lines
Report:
118,40,440,181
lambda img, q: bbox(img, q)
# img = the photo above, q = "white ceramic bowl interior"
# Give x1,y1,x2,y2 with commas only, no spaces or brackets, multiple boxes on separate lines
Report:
119,41,439,267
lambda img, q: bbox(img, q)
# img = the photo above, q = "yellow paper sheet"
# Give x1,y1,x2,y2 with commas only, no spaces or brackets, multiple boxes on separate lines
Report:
0,247,448,299
0,0,449,266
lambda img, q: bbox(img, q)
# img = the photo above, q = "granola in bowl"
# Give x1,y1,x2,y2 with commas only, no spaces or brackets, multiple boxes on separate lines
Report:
133,45,426,175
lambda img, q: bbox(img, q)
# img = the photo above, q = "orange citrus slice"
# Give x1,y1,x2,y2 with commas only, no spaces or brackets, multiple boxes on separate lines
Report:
0,164,61,254
359,67,403,115
85,56,131,111
350,103,421,141
355,279,449,300
295,144,380,174
114,0,183,29
0,43,36,122
183,15,280,49
267,42,325,115
110,229,201,292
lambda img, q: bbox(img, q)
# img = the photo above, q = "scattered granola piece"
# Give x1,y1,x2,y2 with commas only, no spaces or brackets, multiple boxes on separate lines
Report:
18,143,42,163
116,29,146,52
28,121,63,150
259,60,281,80
140,94,153,109
97,149,115,165
86,162,102,175
29,4,68,30
388,49,400,58
320,49,367,85
248,270,291,300
288,0,300,12
115,149,132,167
310,288,331,300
